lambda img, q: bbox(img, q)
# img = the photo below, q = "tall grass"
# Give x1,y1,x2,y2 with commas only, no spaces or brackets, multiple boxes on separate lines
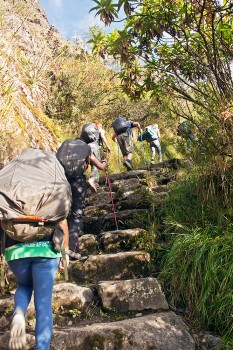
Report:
160,227,233,342
163,162,233,232
159,160,233,345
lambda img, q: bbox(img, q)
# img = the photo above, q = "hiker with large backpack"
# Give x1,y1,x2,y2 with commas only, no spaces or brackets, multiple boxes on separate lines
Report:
0,148,71,350
112,116,142,171
56,137,108,260
139,123,162,164
80,120,111,192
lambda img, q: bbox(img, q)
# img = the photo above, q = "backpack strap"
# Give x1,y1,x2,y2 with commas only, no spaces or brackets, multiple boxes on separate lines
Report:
0,232,7,291
11,216,49,223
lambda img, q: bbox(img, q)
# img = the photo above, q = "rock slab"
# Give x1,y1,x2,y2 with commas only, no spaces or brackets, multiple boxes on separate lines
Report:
52,312,195,350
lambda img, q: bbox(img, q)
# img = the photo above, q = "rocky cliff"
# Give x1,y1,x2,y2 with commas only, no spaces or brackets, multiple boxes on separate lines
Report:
0,0,75,164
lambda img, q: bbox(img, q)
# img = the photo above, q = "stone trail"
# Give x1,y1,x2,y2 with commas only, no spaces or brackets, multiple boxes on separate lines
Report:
0,159,196,350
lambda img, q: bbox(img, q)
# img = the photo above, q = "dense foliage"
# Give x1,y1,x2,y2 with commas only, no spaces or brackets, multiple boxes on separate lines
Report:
90,0,233,161
157,163,232,345
45,44,181,170
91,0,233,343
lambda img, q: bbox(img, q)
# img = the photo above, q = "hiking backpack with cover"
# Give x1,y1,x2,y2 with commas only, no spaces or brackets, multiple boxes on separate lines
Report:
0,148,71,243
56,138,91,178
138,125,159,142
112,117,129,135
80,123,99,144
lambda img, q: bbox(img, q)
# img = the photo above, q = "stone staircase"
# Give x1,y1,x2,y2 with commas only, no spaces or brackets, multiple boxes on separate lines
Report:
0,159,196,350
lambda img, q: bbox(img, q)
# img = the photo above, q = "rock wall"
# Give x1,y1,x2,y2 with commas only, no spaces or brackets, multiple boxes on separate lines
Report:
0,0,75,164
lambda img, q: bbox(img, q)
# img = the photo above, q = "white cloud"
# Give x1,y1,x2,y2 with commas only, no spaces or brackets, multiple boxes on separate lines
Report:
48,0,63,11
71,13,105,35
69,13,124,38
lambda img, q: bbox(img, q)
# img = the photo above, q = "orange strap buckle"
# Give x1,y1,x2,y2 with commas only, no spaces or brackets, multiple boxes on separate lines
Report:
12,216,49,222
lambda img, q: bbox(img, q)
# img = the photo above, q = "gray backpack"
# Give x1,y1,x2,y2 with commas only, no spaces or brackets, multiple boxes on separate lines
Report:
80,123,99,143
0,148,71,243
56,138,91,178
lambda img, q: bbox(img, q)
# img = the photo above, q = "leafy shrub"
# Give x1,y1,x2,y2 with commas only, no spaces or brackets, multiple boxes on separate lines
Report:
159,160,233,343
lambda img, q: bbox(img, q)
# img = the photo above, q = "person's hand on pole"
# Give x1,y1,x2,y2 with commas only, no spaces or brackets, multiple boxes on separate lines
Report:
59,252,69,271
102,159,108,168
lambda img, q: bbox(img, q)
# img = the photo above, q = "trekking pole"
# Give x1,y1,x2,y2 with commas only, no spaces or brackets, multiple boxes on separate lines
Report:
0,255,5,291
105,167,119,231
103,148,110,187
0,233,6,292
139,132,147,165
61,245,69,282
117,143,121,173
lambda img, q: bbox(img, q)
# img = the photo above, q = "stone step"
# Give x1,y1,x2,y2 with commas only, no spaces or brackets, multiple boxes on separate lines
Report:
51,311,195,350
99,159,181,185
69,251,150,285
99,169,148,185
99,228,152,253
156,173,176,185
84,190,168,220
109,177,148,193
83,209,150,234
84,204,113,217
0,283,95,320
52,278,168,316
78,228,157,256
0,312,196,350
84,190,153,216
79,234,99,256
150,158,181,170
1,277,168,320
0,277,168,325
85,189,114,207
98,277,169,312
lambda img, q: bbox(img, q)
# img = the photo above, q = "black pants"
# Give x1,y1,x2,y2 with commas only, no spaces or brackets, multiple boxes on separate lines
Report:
68,176,87,252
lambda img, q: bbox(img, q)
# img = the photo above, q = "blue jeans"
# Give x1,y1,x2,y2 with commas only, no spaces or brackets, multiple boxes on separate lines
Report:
8,257,60,350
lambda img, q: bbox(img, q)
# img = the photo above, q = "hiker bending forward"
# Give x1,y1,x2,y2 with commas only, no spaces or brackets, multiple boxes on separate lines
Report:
112,116,142,171
56,138,108,260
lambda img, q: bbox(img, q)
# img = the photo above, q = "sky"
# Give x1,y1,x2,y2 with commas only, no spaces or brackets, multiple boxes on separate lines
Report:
38,0,124,41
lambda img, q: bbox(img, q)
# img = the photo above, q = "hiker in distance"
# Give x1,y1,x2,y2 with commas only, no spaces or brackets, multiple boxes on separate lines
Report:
145,123,162,164
80,120,111,192
112,116,142,171
0,148,71,350
56,137,108,260
177,120,196,149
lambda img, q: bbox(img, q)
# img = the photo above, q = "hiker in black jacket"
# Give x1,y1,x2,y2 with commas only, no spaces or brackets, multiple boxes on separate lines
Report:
57,139,108,260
